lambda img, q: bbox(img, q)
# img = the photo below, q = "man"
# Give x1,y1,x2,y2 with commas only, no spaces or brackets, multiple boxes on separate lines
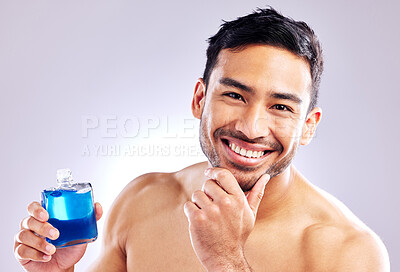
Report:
14,7,390,272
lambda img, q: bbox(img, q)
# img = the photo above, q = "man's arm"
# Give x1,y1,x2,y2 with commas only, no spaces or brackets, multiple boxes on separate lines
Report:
86,184,135,272
86,173,163,272
86,217,127,272
303,224,390,272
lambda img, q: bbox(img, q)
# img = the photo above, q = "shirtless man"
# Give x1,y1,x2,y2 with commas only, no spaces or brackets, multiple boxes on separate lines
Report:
14,7,390,272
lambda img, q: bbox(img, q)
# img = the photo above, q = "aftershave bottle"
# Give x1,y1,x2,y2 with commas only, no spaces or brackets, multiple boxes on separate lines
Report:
41,169,98,248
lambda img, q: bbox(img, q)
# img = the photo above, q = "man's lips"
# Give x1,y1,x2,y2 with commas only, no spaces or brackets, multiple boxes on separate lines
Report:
220,136,273,165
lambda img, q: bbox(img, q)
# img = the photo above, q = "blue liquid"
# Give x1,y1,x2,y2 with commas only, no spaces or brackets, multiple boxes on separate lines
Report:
41,187,98,248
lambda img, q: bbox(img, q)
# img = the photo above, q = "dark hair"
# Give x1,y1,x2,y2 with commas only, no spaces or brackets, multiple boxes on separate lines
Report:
203,7,324,112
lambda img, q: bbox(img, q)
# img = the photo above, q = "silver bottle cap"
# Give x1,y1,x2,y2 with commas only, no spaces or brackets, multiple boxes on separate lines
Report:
57,168,73,185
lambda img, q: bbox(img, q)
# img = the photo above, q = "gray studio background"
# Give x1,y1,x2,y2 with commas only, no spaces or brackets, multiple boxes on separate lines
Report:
1,0,399,271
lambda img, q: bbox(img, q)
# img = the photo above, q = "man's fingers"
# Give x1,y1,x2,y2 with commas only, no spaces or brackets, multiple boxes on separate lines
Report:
27,202,48,222
184,201,200,218
204,167,243,196
94,202,103,221
14,243,52,263
202,179,227,201
20,216,59,240
191,190,213,209
246,173,270,216
15,229,56,256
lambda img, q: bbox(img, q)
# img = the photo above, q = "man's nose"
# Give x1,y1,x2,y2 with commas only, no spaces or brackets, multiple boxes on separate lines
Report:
234,105,270,140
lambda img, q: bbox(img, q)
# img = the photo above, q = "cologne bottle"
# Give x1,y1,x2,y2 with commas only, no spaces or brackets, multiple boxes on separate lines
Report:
41,169,98,248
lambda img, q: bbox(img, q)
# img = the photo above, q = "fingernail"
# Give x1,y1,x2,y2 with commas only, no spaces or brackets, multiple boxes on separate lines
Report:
43,254,51,260
45,245,53,253
262,174,270,187
49,228,57,238
39,212,46,220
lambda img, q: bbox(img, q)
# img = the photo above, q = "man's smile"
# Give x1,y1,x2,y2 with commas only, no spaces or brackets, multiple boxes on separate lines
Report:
220,136,274,167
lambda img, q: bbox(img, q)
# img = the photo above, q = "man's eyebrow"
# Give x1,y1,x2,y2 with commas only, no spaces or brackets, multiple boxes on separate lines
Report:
270,92,303,104
219,77,254,94
219,77,303,104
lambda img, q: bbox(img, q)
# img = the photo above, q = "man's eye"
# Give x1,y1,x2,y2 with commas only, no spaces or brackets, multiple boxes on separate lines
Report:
271,104,292,112
224,92,244,101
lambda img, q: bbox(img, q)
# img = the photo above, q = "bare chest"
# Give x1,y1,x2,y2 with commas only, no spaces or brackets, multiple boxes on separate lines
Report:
125,209,307,272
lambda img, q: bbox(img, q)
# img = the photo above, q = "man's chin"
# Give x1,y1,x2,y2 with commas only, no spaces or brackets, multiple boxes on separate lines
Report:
231,162,292,192
211,160,266,191
229,171,260,192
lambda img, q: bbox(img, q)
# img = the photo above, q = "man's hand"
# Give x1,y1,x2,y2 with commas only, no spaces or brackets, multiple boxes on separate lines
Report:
184,167,270,271
14,201,103,272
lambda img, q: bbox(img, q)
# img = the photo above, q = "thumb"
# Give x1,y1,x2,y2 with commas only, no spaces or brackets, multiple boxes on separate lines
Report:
94,202,103,221
246,174,270,216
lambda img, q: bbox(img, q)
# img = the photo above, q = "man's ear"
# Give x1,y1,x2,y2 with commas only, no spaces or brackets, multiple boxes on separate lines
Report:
300,107,322,146
191,78,206,119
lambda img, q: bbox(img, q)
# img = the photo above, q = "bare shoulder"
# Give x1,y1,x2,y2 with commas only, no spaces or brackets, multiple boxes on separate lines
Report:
106,171,189,235
88,168,197,271
298,179,390,271
302,222,390,271
104,161,207,241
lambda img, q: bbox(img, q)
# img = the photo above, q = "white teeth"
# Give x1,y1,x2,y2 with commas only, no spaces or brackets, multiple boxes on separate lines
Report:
227,141,266,159
246,150,252,157
235,146,240,153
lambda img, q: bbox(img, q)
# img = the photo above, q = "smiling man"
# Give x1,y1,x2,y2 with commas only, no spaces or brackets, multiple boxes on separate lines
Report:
15,7,390,272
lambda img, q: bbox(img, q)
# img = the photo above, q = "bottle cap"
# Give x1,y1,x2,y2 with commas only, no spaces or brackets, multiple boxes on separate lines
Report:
57,168,73,185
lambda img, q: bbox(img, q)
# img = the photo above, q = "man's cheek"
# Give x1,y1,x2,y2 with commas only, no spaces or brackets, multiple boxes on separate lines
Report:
214,116,236,133
270,117,302,140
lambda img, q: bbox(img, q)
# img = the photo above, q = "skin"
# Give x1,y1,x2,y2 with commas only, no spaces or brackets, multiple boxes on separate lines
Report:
14,45,390,271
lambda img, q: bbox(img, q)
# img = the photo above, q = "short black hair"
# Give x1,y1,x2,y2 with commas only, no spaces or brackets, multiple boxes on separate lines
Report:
203,6,324,112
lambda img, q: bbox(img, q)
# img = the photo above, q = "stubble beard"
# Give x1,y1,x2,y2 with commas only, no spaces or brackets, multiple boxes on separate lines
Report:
199,116,300,192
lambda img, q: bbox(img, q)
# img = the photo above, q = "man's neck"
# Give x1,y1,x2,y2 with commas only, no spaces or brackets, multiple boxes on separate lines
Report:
256,164,297,220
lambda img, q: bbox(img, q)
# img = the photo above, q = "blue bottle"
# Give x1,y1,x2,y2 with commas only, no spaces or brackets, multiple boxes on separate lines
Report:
41,169,98,248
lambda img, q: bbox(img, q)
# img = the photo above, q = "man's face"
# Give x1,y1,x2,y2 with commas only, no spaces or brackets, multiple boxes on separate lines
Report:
193,44,319,192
